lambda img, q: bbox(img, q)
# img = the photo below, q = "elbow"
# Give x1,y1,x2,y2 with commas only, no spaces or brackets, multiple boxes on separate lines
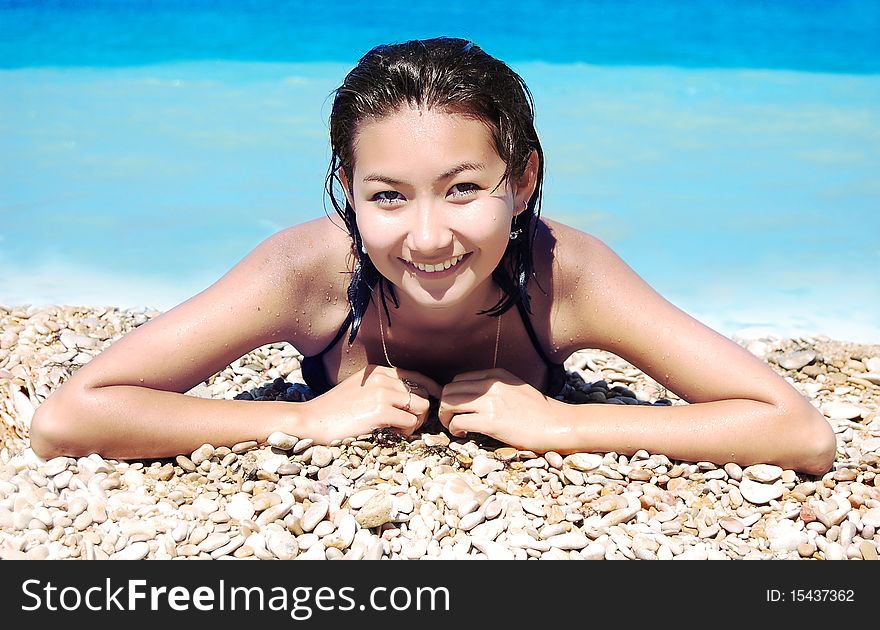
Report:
29,391,90,459
793,406,837,476
29,404,69,459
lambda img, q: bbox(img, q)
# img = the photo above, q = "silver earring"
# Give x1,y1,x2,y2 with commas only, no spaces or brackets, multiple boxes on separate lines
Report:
360,242,367,254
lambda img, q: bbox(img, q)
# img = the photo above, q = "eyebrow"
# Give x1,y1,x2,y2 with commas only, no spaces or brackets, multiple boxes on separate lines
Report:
362,161,486,186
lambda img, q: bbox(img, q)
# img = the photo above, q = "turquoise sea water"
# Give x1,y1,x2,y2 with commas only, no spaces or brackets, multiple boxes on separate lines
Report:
1,1,879,343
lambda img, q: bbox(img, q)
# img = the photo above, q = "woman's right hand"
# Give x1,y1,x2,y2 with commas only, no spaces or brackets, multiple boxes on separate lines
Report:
294,365,443,444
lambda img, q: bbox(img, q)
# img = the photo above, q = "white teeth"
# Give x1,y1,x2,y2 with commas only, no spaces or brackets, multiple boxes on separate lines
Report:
410,254,464,273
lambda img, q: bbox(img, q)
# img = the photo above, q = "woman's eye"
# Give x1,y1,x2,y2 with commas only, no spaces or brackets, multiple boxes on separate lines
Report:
371,191,404,205
449,183,479,198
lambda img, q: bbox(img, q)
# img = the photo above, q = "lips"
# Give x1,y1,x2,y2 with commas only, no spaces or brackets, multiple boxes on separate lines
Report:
404,254,465,273
401,252,471,278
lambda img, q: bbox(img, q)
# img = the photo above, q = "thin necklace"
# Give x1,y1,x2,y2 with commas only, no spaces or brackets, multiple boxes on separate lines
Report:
378,290,503,369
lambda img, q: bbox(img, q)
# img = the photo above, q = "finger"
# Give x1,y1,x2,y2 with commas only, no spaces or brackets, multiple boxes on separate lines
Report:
447,412,482,439
391,368,444,399
377,407,425,436
437,396,480,429
392,389,432,418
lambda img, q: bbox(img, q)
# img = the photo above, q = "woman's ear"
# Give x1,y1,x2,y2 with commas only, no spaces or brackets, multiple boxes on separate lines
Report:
513,149,539,216
338,168,356,209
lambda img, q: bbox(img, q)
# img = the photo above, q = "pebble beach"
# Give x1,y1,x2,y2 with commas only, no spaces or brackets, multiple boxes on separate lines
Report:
1,304,879,561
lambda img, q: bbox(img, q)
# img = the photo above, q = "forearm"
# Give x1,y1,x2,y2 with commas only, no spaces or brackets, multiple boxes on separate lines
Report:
549,397,836,475
30,385,308,461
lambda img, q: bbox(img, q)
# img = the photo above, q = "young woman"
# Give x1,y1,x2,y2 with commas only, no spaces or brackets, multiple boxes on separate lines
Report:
30,37,836,474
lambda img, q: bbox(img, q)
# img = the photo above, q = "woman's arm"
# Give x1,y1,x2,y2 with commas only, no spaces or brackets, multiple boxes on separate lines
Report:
439,228,836,475
553,231,836,474
29,227,314,459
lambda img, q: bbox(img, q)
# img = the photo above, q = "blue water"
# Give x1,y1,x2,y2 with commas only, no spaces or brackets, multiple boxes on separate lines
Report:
2,1,879,343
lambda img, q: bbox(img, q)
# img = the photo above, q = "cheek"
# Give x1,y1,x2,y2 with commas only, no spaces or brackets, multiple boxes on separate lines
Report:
462,205,512,249
356,212,394,250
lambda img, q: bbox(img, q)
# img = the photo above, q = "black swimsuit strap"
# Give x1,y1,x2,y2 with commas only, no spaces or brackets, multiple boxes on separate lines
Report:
514,300,563,367
315,310,353,358
299,311,353,396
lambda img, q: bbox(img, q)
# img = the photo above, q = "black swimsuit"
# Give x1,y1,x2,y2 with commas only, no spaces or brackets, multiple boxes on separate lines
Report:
300,302,567,397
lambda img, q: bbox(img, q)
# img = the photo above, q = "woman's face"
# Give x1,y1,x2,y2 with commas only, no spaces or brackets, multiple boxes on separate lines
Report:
346,106,528,311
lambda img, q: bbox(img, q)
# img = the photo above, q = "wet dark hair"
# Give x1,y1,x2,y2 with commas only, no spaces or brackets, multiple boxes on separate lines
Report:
324,36,545,344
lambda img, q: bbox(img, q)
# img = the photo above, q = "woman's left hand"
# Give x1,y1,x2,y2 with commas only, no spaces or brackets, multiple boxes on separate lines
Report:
438,368,571,452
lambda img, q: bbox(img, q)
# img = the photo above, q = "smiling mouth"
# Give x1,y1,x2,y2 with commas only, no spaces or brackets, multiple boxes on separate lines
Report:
402,253,469,274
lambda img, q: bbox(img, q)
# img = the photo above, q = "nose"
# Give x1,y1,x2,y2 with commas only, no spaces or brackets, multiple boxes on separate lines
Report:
406,200,453,257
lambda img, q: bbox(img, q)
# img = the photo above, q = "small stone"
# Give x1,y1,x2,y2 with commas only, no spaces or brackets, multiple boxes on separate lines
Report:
799,505,817,523
723,463,743,481
259,454,287,474
301,501,330,533
738,479,784,505
422,433,450,448
862,507,880,529
859,541,878,561
256,502,294,526
471,455,503,478
833,469,858,482
348,489,379,510
458,511,486,532
719,518,745,534
175,455,196,472
851,372,880,385
798,543,816,558
198,533,231,553
767,520,808,552
493,447,518,462
310,445,333,468
232,440,258,454
563,453,602,472
112,542,150,560
226,494,256,522
266,531,299,560
471,539,515,560
544,531,589,550
267,432,298,450
440,475,480,516
628,468,653,482
742,464,783,483
41,456,72,477
544,451,564,469
355,492,394,529
190,444,214,465
292,438,313,454
820,402,866,420
775,349,816,371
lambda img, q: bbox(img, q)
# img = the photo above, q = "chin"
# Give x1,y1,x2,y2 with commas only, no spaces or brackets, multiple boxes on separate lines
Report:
399,274,476,308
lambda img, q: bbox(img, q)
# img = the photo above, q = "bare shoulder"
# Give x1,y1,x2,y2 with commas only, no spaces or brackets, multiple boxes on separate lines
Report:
540,217,804,409
530,218,609,349
261,214,354,352
56,215,352,395
537,218,668,350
